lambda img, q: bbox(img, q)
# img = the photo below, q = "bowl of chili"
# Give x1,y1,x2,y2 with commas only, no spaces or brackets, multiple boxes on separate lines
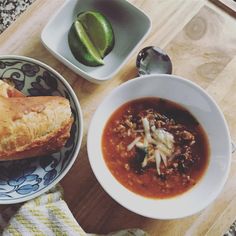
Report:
87,74,231,219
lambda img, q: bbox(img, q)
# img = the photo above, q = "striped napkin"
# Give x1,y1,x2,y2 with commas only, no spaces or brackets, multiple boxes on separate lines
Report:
0,185,149,236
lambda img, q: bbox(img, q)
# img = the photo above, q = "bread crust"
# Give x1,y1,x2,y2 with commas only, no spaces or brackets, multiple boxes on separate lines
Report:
0,96,73,160
0,117,73,160
0,80,24,98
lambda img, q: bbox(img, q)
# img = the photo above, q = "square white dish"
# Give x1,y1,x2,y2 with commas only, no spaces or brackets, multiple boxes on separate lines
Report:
41,0,152,83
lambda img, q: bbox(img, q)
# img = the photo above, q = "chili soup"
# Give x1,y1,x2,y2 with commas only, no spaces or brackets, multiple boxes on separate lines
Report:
102,97,210,199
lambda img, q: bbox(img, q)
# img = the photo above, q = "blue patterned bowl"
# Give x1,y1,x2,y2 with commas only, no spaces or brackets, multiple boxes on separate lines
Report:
0,55,83,204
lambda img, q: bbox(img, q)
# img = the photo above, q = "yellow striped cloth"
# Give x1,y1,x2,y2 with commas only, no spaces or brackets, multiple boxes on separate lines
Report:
0,185,149,236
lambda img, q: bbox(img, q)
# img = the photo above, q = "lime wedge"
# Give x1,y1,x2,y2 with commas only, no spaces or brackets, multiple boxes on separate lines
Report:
68,20,104,66
78,11,115,58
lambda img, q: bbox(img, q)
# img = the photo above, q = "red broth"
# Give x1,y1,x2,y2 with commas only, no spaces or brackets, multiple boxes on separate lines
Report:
102,97,210,198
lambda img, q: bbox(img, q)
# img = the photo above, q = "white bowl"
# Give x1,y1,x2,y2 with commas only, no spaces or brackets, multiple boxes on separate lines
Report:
87,74,231,219
41,0,151,83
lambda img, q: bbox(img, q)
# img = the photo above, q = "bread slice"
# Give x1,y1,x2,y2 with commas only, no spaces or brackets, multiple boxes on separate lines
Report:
0,96,73,160
0,80,24,98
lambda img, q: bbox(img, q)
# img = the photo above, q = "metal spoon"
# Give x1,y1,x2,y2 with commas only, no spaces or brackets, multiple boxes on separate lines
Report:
136,46,172,76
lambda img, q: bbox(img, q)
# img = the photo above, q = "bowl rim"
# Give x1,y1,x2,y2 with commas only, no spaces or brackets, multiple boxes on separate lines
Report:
40,0,152,83
87,74,232,219
0,54,83,204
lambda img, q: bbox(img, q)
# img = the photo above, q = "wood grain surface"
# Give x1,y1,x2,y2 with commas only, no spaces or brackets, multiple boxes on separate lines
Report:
211,0,236,12
0,0,236,235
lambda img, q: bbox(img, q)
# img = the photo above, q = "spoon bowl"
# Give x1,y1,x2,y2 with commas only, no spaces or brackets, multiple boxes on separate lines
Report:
136,46,172,75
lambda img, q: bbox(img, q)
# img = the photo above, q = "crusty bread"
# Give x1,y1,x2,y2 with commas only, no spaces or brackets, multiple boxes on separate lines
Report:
0,96,73,160
0,80,24,98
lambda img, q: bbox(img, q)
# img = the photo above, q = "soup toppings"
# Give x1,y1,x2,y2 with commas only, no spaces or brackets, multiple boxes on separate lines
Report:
102,97,209,198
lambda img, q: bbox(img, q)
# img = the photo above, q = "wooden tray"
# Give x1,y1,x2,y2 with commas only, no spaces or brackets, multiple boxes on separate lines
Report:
211,0,236,12
0,0,235,235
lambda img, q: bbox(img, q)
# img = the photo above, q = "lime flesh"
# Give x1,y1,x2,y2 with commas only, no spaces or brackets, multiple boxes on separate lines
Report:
78,11,115,58
68,20,104,66
68,11,114,66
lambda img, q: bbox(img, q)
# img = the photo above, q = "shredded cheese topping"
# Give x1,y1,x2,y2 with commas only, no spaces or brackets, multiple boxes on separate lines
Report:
127,117,175,174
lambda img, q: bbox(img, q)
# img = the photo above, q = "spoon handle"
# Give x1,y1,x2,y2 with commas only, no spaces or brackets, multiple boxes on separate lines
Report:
232,141,236,153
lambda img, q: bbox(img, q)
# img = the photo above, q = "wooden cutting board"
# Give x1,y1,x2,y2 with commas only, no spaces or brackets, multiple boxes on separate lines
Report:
0,0,236,235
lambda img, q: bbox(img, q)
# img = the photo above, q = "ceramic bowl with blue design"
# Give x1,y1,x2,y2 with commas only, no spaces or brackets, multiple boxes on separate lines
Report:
0,55,83,204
